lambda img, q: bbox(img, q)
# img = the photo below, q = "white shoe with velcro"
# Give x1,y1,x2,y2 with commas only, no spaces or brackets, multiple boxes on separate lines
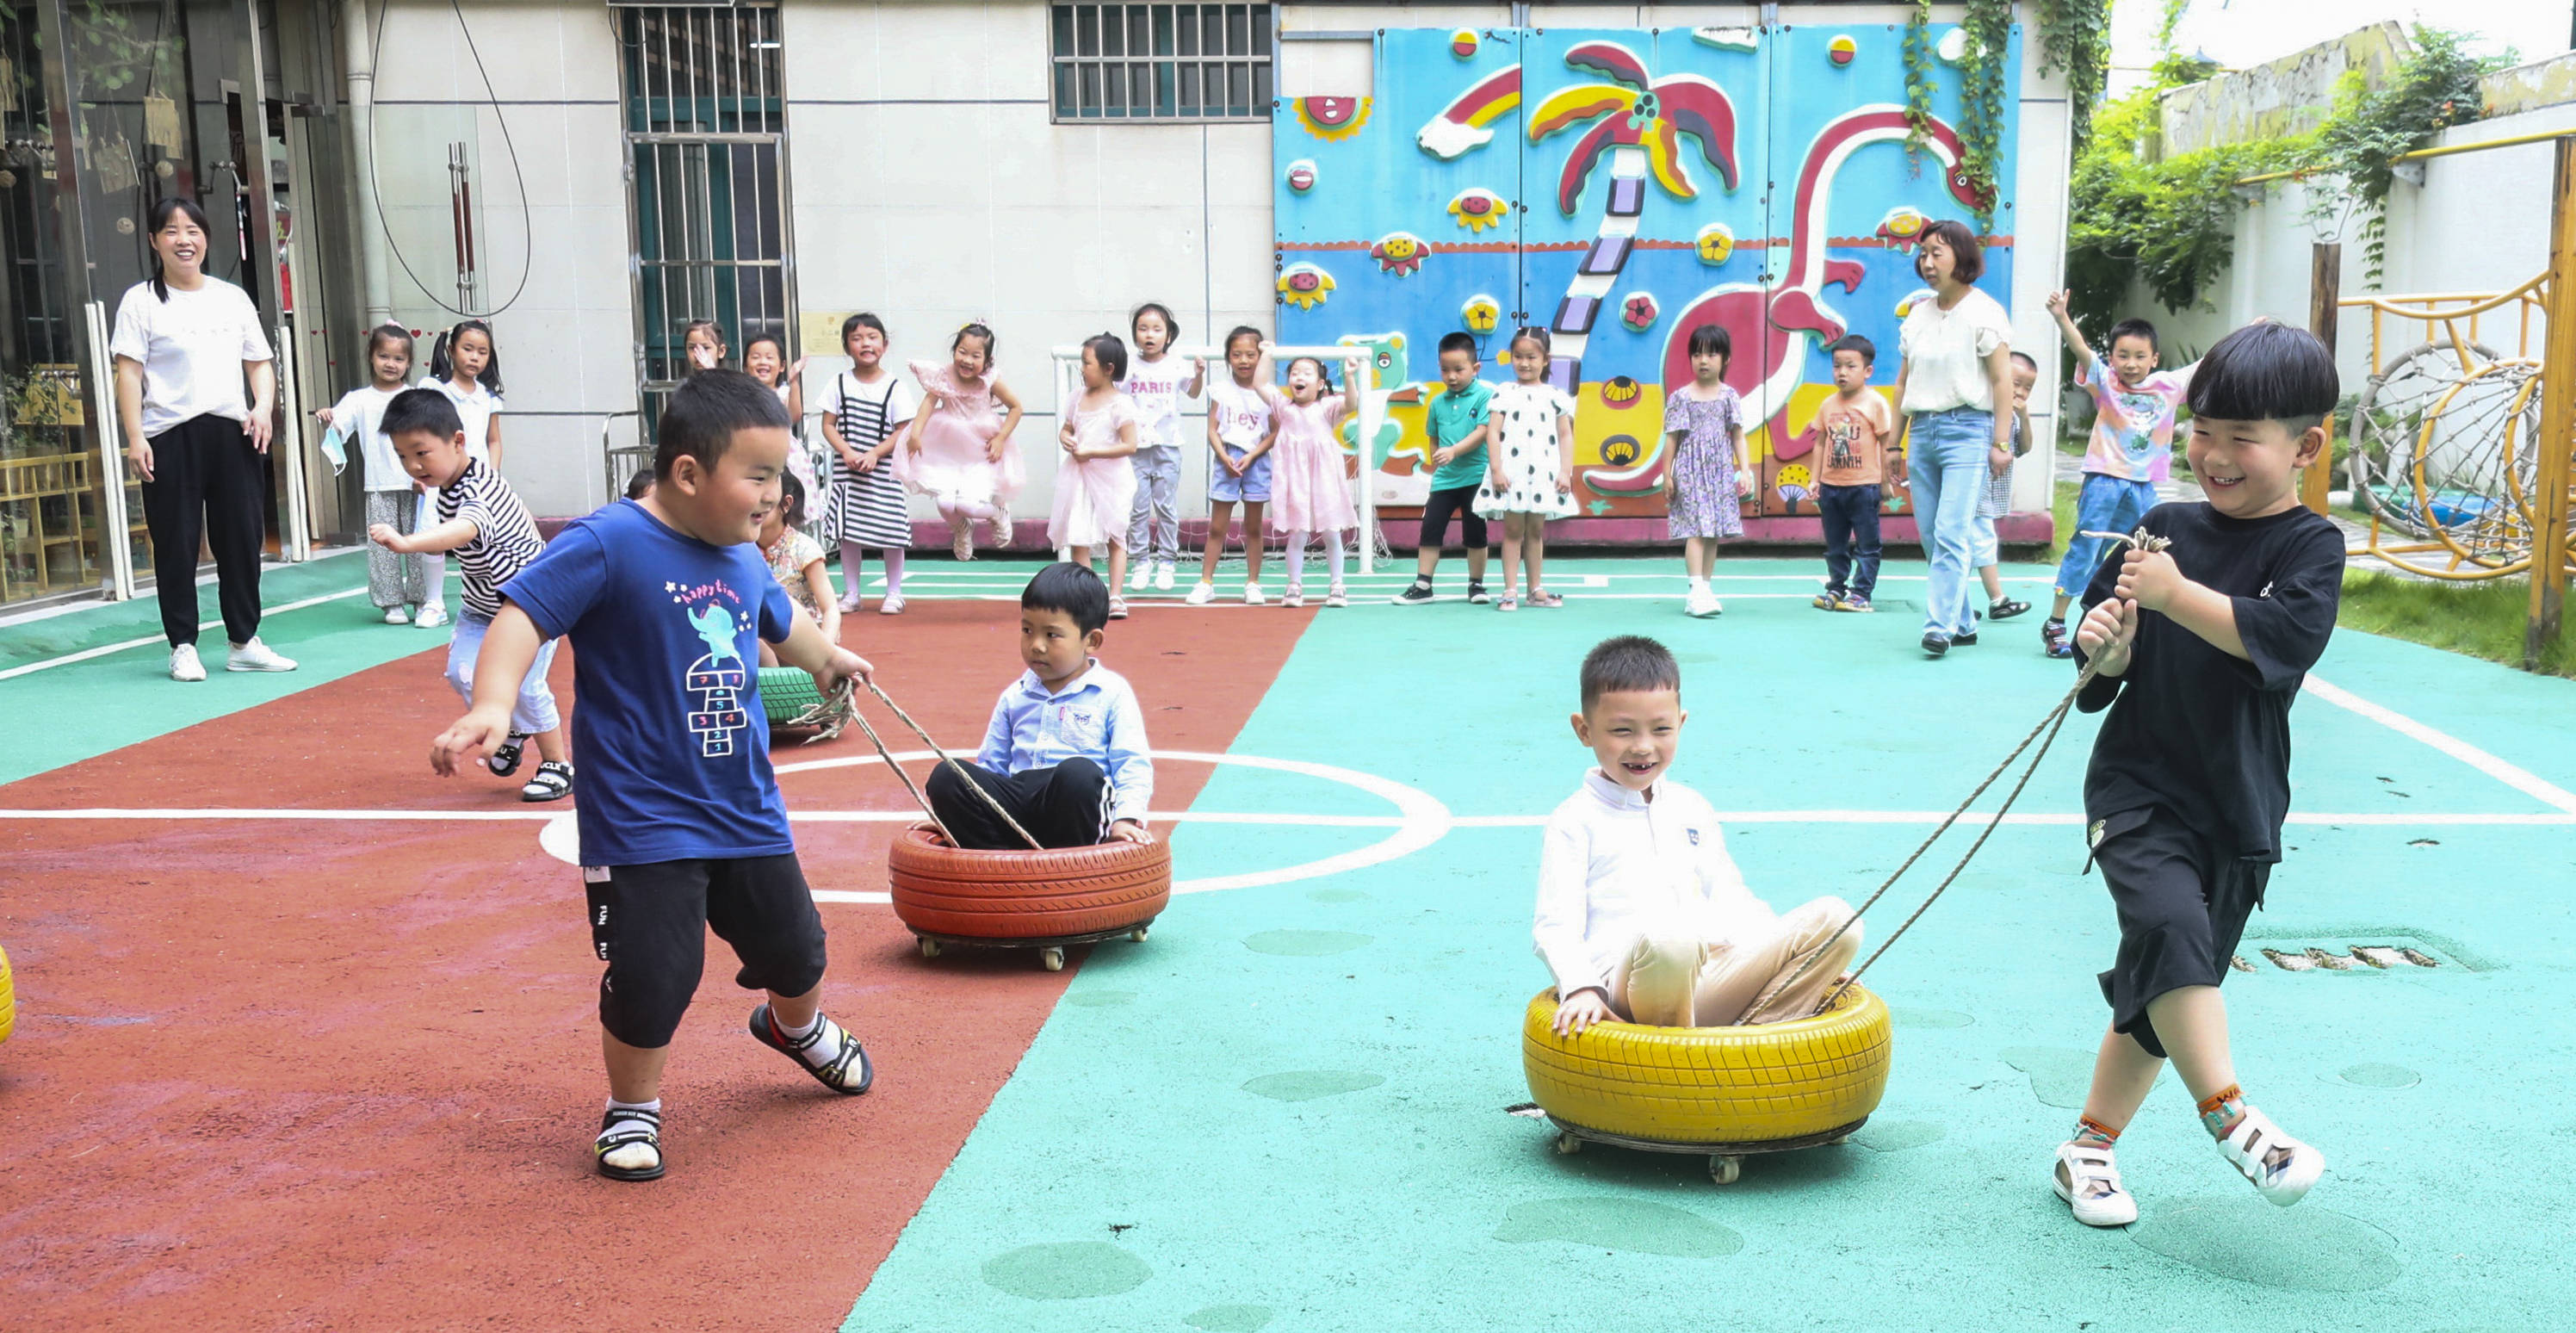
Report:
2218,1106,2324,1206
2053,1141,2139,1227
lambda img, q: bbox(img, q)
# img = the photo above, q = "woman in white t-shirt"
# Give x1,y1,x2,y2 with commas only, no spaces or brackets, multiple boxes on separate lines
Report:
1892,219,2016,657
111,197,296,681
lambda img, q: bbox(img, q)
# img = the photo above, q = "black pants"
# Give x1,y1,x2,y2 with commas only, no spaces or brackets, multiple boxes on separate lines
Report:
584,854,829,1049
140,413,268,647
1417,484,1488,554
1818,483,1882,599
926,758,1111,849
2089,807,2270,1059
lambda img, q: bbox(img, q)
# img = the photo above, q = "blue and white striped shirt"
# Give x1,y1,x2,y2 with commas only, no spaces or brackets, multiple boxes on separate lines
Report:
975,660,1155,828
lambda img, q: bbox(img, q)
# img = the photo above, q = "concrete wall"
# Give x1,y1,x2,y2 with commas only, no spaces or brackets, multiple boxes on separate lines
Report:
352,0,2071,522
2156,22,2410,159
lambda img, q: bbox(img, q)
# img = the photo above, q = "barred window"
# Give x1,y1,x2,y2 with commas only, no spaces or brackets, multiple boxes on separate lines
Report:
1050,3,1273,122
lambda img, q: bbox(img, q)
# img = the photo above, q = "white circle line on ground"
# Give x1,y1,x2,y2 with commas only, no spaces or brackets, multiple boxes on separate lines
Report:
769,748,1452,895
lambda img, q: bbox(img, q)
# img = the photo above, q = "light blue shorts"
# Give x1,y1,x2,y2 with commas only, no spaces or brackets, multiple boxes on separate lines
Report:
1210,446,1273,504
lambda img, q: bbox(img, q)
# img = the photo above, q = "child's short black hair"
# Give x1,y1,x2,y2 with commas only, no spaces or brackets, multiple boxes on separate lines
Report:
623,468,655,500
2184,320,2338,433
1828,332,1876,366
1023,561,1111,635
653,368,793,480
2107,318,2160,355
383,386,463,441
1084,332,1130,383
1580,635,1681,711
1686,322,1731,362
1437,330,1478,360
2009,349,2040,373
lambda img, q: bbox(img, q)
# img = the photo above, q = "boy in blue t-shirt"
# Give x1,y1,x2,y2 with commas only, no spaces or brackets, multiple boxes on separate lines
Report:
430,370,875,1182
1394,332,1496,604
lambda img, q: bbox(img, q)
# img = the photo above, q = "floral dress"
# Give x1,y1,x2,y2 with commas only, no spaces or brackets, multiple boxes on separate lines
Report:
1663,384,1745,539
765,527,827,621
1472,381,1578,520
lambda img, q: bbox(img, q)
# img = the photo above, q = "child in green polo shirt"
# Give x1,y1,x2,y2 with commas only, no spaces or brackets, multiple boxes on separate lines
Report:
1394,331,1496,605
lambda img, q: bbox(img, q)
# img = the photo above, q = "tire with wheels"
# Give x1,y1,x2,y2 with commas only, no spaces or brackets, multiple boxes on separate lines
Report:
1521,984,1892,1144
0,942,13,1048
889,824,1171,941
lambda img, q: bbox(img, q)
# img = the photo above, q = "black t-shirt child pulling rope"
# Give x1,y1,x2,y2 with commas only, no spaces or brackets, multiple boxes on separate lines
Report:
2073,501,2345,863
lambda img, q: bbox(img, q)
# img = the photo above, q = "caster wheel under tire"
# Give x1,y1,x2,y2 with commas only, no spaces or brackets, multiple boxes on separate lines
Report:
1708,1156,1741,1185
1129,927,1149,943
1555,1132,1582,1156
1040,948,1065,972
919,938,941,958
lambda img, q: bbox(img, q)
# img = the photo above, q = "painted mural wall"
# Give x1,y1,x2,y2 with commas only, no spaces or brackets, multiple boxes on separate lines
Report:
1273,23,2022,524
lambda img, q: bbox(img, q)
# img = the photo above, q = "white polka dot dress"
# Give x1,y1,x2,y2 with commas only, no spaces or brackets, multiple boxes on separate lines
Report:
1472,381,1579,520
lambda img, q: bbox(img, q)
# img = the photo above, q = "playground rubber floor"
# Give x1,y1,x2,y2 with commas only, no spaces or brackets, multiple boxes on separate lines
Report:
3,554,2571,1332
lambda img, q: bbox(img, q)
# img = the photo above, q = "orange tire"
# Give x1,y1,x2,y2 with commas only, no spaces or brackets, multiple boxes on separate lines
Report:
887,824,1171,940
1521,984,1892,1144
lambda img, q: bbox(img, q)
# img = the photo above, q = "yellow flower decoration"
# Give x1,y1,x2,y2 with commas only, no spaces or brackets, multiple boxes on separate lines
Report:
1292,96,1372,143
1461,294,1501,333
1447,189,1512,233
1277,263,1335,311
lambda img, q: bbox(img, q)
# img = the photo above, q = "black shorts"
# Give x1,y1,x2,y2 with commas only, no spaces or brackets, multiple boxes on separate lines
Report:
2088,807,2270,1059
1418,483,1487,552
584,854,829,1049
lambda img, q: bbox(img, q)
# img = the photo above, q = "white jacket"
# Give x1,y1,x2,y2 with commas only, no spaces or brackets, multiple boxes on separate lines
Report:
1532,770,1777,997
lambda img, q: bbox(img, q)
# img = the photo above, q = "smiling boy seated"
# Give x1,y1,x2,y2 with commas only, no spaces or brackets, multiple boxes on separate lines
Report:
1535,636,1863,1035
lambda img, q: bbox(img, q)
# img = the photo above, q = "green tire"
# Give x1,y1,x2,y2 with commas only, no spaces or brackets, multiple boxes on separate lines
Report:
759,666,824,724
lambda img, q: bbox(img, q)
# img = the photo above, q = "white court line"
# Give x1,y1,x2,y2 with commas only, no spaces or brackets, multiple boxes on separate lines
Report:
2303,674,2576,815
0,584,375,681
8,807,2562,828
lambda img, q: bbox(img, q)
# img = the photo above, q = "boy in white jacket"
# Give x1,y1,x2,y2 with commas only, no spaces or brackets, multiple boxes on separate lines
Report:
1537,636,1863,1035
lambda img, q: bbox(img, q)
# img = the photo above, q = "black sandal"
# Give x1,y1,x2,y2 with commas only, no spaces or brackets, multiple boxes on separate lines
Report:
594,1107,665,1181
749,1003,872,1094
520,760,573,803
486,735,528,778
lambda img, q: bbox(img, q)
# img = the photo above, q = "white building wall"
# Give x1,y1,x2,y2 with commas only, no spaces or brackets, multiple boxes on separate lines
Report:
352,1,2071,522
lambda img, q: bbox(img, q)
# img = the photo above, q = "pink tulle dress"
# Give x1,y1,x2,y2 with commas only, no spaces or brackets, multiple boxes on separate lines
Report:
1266,392,1357,534
1049,393,1142,550
895,359,1024,506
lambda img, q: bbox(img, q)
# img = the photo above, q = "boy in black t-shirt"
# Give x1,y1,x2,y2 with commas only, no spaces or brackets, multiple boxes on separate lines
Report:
2053,320,2344,1229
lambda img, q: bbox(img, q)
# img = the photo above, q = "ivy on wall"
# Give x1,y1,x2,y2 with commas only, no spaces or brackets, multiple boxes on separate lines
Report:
1902,0,2015,231
2032,0,2115,148
2302,28,2505,283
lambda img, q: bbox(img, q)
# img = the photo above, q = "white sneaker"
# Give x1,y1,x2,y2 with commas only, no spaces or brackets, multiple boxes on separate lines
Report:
226,637,299,673
416,604,449,629
1323,585,1348,608
1684,589,1718,618
878,593,906,615
1127,562,1150,592
992,511,1013,547
169,643,207,682
1154,561,1175,591
2053,1141,2139,1227
382,606,412,625
1243,581,1266,606
1185,581,1216,606
2218,1107,2325,1206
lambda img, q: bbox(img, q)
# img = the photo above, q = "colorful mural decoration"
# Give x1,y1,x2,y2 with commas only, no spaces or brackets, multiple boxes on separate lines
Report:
1275,25,2022,522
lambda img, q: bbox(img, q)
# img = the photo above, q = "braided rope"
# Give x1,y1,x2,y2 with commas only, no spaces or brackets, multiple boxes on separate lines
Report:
846,676,1046,852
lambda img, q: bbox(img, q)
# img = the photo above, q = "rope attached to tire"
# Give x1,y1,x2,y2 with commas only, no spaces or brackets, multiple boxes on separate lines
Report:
817,674,1047,852
1774,527,2172,1016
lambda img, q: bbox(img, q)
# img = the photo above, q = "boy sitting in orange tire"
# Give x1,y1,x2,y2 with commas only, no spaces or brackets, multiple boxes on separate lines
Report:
1536,636,1861,1036
926,561,1156,849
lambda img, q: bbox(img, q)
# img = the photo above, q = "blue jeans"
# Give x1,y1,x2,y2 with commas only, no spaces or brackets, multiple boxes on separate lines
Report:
1906,408,1995,638
1817,483,1881,599
2054,472,2158,599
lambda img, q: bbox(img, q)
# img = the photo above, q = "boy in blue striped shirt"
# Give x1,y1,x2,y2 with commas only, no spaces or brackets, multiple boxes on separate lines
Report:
927,562,1156,848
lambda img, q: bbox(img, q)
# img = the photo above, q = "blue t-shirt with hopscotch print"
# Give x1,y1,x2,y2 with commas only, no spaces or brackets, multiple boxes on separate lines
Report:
502,499,796,867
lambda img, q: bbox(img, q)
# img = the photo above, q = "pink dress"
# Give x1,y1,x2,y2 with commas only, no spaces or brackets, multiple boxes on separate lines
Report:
1266,392,1357,534
1050,393,1142,550
895,359,1024,505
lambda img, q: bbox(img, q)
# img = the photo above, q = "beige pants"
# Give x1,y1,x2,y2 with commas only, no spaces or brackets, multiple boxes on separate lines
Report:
1607,896,1863,1027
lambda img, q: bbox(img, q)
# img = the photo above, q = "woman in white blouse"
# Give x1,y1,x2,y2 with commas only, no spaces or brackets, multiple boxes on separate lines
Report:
1892,219,2016,658
112,198,296,681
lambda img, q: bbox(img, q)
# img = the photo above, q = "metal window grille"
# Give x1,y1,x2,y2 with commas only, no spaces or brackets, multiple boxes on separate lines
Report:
613,3,795,492
1050,3,1273,122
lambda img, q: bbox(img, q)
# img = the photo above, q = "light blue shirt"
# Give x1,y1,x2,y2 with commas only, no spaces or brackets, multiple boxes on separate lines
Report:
975,660,1155,827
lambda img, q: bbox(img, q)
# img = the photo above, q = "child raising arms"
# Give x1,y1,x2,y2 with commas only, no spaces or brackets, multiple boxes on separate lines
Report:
1266,351,1367,609
818,314,918,614
1187,326,1278,605
1121,302,1204,593
2042,291,2197,658
1474,327,1578,611
2055,321,2342,1228
1052,333,1144,617
901,321,1025,560
1663,323,1751,618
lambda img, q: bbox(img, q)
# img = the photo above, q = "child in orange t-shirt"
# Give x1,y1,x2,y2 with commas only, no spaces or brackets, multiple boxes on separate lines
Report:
1811,334,1899,612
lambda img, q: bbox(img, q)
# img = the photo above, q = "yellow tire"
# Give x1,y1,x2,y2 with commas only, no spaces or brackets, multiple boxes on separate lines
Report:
0,942,14,1048
1521,984,1892,1145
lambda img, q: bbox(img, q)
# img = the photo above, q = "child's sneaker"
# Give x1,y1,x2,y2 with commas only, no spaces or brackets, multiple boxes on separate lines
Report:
2041,617,2075,659
1154,561,1176,591
2216,1107,2324,1206
1242,581,1266,606
1467,581,1492,605
1811,591,1843,611
748,1003,872,1095
1186,581,1216,605
838,592,865,613
226,637,299,673
1127,561,1151,592
1392,580,1435,605
1989,597,2032,620
169,643,207,682
1686,587,1721,618
991,511,1013,548
2052,1141,2139,1227
383,605,412,624
952,526,975,561
879,593,906,615
1108,596,1130,620
1323,585,1347,608
1836,595,1876,613
416,604,449,629
1281,584,1304,609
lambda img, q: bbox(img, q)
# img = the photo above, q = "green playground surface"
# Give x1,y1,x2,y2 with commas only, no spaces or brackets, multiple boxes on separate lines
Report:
828,559,2576,1333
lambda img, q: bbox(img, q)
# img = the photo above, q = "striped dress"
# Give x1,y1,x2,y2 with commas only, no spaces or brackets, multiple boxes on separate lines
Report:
823,370,916,549
433,457,547,618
